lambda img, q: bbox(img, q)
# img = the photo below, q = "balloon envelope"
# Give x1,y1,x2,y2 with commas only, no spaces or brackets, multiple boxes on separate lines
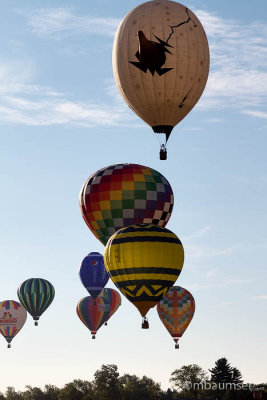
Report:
17,278,55,325
104,223,184,317
113,0,209,142
101,288,121,322
157,286,195,345
0,300,27,347
80,163,174,245
79,252,109,299
76,296,111,337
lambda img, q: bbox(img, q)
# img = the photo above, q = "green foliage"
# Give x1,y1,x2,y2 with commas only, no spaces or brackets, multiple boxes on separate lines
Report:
57,383,83,400
5,387,23,400
209,358,243,384
0,361,259,400
121,373,163,400
232,368,243,384
43,385,60,400
93,364,124,400
22,386,46,400
170,364,208,391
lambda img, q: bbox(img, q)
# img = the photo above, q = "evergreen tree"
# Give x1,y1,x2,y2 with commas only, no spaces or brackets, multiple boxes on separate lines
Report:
232,368,243,384
209,358,233,384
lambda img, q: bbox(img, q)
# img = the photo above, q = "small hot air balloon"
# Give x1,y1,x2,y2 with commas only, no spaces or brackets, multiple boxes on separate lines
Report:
104,223,184,328
157,286,195,348
79,252,109,299
80,163,174,245
113,0,210,159
76,296,111,339
0,300,27,348
101,288,121,325
17,278,55,326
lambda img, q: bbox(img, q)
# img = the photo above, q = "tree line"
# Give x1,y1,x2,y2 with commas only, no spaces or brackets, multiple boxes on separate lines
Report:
1,359,266,400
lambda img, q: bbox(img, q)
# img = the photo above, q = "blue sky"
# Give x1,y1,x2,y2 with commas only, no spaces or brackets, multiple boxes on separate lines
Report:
0,0,266,393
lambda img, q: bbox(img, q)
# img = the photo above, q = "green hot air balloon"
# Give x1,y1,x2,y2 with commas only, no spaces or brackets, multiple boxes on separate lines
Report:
17,278,55,326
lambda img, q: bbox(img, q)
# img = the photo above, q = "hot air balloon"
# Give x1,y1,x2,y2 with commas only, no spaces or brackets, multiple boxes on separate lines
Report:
101,288,121,325
113,0,210,159
157,286,195,348
104,223,184,328
80,163,174,245
17,278,55,326
0,300,27,348
76,296,111,339
79,252,109,299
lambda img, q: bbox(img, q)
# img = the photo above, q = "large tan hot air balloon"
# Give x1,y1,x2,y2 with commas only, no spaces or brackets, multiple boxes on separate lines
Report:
113,0,210,159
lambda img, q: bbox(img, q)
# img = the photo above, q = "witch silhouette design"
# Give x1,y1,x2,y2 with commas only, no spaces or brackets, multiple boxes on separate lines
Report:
129,31,173,76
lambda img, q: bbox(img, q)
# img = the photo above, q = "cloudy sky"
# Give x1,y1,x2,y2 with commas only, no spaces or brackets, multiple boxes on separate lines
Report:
0,0,266,393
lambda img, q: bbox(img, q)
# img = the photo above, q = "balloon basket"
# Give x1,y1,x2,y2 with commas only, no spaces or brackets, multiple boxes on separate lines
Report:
34,321,38,326
105,322,108,326
159,147,167,160
142,317,149,329
7,344,11,349
175,343,179,349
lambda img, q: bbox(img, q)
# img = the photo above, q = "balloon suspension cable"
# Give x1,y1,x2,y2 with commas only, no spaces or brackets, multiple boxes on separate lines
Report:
142,316,149,329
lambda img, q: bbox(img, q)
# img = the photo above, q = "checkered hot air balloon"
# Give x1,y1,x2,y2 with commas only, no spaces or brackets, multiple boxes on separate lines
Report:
157,286,195,348
79,163,174,246
17,278,55,326
0,300,27,348
104,223,184,327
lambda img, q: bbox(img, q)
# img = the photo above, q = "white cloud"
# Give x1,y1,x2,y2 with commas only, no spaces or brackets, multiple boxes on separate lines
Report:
0,98,133,127
188,278,256,292
193,9,267,117
22,8,120,38
206,268,217,278
183,225,211,241
1,7,266,127
184,238,267,263
250,295,267,300
242,110,267,120
0,61,135,127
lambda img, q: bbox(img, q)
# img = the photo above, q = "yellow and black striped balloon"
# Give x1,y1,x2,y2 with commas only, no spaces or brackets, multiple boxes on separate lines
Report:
104,223,184,317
